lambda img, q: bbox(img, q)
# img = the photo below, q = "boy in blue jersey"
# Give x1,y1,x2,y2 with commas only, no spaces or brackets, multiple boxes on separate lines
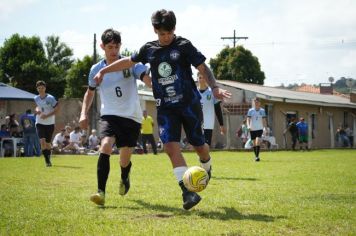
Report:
296,117,309,150
34,81,59,167
92,10,231,210
79,29,151,206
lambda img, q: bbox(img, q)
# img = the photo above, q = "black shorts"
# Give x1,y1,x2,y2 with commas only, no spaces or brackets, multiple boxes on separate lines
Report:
36,124,55,143
157,103,205,146
250,130,263,140
99,115,141,148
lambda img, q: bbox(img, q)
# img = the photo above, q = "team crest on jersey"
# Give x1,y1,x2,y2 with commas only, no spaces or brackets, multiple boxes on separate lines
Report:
170,50,180,61
206,94,212,100
158,62,172,77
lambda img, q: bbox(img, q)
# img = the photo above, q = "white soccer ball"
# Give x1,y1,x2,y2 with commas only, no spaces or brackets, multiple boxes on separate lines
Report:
183,166,209,192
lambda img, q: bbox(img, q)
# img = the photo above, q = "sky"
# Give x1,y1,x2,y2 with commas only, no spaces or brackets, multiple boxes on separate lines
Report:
1,0,356,86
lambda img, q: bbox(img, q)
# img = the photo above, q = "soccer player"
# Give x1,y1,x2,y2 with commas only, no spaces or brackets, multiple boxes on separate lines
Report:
246,97,267,162
79,29,151,206
92,10,231,210
34,80,59,167
197,72,225,146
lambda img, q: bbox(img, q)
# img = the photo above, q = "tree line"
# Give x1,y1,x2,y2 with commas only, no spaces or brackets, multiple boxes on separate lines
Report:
0,33,265,99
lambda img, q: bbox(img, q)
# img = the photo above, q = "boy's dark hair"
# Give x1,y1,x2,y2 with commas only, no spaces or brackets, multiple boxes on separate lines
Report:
36,80,46,88
151,9,176,31
101,29,121,45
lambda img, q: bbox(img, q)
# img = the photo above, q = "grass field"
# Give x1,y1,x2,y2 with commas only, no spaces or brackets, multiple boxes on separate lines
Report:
0,149,355,235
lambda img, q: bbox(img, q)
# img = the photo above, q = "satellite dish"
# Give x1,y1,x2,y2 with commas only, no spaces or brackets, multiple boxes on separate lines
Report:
328,77,334,83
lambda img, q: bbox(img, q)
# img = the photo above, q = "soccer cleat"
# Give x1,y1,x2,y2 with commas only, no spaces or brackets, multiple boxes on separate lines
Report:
46,162,52,167
182,191,201,210
255,157,260,162
90,192,105,206
119,177,130,196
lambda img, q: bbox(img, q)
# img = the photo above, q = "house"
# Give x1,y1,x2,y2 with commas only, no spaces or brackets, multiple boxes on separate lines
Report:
214,80,356,149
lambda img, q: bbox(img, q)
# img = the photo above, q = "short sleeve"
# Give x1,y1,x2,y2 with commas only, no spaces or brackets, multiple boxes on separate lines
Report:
132,63,148,80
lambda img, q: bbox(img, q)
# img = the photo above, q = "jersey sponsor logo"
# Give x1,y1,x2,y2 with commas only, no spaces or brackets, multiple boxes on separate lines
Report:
170,50,180,61
158,74,178,85
158,62,172,77
164,94,183,103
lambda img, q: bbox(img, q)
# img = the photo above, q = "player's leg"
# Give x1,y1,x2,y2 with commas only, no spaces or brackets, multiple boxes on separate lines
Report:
158,108,201,210
142,134,148,154
114,116,141,196
36,124,50,166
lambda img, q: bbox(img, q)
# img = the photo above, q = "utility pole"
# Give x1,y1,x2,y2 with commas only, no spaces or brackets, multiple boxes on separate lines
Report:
221,29,248,47
90,33,98,130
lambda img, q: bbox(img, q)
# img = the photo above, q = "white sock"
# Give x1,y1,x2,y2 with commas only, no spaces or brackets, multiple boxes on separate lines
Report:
173,166,188,182
200,158,211,172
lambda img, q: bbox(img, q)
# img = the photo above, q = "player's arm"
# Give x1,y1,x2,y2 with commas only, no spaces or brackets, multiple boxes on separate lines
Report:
41,102,59,119
214,102,225,134
94,57,136,85
196,63,231,100
79,88,95,129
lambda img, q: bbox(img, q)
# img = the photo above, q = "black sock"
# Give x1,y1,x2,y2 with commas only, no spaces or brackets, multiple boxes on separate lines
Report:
179,180,188,193
256,146,260,157
121,161,132,180
97,153,110,193
253,146,257,156
200,157,211,163
42,149,49,163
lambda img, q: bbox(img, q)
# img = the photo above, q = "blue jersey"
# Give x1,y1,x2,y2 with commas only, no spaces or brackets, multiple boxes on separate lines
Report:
131,36,206,109
296,121,308,136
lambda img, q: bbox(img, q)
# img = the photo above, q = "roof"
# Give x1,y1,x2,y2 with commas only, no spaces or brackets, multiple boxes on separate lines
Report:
217,80,356,109
0,83,36,101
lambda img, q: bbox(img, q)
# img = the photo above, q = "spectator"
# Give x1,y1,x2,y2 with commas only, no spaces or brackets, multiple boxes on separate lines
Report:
345,125,353,147
52,128,66,153
7,114,21,137
0,124,12,156
88,129,100,151
284,117,299,150
296,117,309,150
20,109,40,157
336,126,350,147
141,110,157,155
63,126,82,153
236,119,249,148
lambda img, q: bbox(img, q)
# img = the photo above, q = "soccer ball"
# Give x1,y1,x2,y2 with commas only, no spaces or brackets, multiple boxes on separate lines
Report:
183,166,209,192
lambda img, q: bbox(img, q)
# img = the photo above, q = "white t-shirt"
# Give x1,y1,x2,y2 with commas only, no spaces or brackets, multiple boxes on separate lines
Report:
88,59,147,124
34,94,58,125
52,133,65,146
69,131,81,144
89,134,99,148
247,107,266,131
199,87,219,129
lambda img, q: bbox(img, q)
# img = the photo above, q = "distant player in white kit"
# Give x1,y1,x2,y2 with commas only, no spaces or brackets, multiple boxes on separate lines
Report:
34,80,59,167
79,28,151,206
246,97,267,161
197,72,225,146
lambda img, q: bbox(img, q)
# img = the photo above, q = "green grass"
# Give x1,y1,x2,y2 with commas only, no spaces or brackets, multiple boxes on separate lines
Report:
0,150,355,235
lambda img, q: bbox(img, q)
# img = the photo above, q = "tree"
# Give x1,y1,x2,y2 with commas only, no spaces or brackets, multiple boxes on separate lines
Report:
210,46,265,84
0,34,48,93
45,35,74,98
64,55,94,98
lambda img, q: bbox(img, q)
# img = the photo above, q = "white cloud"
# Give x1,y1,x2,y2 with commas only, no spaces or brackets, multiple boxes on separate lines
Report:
59,30,93,59
0,0,37,20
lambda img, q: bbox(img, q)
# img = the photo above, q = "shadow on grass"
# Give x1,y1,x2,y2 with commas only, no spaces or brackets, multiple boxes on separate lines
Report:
52,165,83,169
130,199,285,222
97,205,118,209
213,176,258,181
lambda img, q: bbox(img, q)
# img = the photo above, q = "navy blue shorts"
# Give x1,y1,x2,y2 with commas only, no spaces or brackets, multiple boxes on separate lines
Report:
157,103,205,146
36,124,55,143
99,115,141,148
